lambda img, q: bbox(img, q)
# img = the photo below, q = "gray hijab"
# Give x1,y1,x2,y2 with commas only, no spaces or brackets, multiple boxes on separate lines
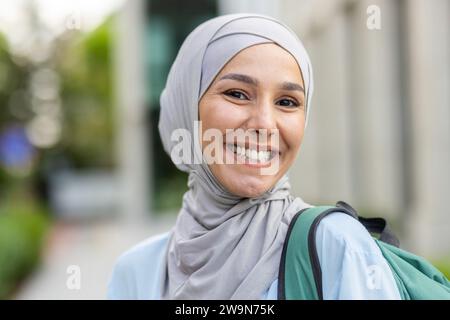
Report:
158,13,314,300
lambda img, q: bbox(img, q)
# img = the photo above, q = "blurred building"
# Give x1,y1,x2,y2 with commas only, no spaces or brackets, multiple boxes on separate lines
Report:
116,0,449,258
277,0,449,259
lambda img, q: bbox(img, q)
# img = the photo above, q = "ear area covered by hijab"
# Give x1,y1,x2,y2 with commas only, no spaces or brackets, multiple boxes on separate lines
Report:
158,14,314,300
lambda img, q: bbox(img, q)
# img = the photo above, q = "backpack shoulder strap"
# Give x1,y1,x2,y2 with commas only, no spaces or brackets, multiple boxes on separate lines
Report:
278,204,356,300
335,200,400,247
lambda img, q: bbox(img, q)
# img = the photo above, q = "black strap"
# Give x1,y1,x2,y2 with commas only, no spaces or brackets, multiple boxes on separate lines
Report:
336,201,358,219
336,201,400,248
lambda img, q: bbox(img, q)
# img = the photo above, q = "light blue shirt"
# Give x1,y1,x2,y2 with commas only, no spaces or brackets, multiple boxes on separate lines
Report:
107,212,401,299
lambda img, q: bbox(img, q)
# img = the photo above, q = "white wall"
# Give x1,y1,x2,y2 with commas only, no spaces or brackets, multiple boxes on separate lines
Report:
114,0,152,221
405,0,450,257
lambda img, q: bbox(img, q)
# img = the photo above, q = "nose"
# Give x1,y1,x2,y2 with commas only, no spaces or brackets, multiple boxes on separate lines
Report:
246,97,277,137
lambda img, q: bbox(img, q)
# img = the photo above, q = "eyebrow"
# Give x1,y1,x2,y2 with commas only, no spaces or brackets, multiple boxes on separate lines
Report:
279,81,305,93
219,73,258,86
218,73,304,93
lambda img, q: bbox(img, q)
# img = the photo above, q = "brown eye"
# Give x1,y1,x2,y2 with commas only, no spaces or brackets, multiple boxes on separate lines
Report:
224,90,248,100
276,98,300,108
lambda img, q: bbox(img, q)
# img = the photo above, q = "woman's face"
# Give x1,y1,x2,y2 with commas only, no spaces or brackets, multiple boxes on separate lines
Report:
199,43,306,198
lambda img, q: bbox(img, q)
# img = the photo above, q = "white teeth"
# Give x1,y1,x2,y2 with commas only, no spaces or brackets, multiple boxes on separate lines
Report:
258,150,266,162
230,144,272,162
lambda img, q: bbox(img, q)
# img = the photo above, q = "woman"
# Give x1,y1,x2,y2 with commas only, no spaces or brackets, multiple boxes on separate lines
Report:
108,13,400,300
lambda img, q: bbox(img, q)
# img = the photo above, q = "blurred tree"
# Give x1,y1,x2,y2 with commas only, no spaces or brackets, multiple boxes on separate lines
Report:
0,32,36,192
0,29,50,299
0,34,29,126
56,18,115,169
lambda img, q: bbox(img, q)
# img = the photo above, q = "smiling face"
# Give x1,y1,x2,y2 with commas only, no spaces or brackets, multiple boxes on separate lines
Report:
198,43,306,198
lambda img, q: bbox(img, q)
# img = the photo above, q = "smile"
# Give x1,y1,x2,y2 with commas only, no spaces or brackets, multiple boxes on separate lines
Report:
225,143,279,164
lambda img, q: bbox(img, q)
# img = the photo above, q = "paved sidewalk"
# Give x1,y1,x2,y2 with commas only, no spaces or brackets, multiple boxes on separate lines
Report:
14,214,176,300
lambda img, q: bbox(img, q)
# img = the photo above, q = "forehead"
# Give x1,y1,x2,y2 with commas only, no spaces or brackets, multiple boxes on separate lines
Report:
215,43,304,86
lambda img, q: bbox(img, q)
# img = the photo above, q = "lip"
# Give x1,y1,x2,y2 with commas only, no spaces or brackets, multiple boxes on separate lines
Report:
223,143,280,168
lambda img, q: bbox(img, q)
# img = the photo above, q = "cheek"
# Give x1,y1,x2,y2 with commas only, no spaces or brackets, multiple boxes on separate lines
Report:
279,113,305,154
200,97,246,132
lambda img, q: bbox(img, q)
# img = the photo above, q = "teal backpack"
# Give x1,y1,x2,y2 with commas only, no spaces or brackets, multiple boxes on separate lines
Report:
278,201,450,300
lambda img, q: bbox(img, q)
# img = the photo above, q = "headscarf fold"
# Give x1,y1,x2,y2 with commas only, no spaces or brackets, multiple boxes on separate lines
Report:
158,13,314,300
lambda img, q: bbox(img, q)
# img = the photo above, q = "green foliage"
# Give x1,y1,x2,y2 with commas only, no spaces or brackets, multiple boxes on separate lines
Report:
0,33,30,127
0,201,49,299
153,171,188,212
57,18,115,169
432,260,450,279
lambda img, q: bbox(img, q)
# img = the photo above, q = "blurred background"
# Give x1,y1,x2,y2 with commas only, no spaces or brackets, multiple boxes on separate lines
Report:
0,0,448,299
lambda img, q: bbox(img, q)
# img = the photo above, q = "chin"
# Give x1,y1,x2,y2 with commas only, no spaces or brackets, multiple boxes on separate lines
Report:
228,178,274,198
211,163,284,198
